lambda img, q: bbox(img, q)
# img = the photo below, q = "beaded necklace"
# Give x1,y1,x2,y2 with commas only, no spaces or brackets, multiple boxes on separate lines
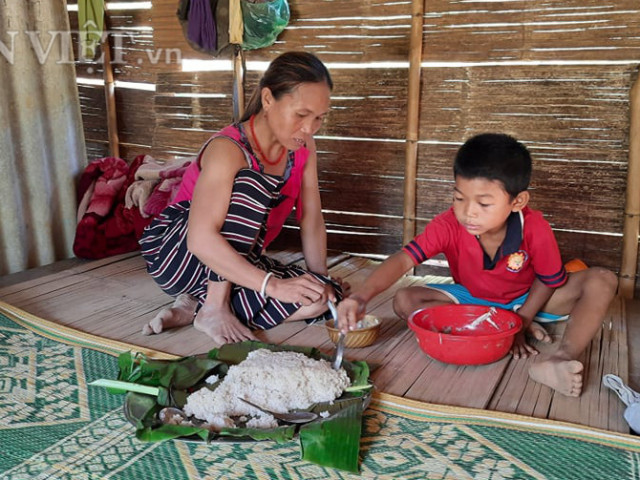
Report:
249,114,286,165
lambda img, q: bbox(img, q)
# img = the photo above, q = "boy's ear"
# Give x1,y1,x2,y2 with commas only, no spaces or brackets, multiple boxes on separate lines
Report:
511,191,530,212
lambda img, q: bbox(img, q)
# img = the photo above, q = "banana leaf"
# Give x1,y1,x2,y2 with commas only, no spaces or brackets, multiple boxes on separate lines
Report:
123,393,210,442
118,351,226,390
117,351,226,407
299,399,363,473
113,341,371,472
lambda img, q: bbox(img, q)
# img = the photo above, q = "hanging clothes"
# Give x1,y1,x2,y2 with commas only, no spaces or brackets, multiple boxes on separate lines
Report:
187,0,217,51
77,0,104,59
177,0,233,56
229,0,243,45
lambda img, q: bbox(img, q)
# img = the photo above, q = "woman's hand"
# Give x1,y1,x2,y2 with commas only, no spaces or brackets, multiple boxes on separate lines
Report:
266,274,327,305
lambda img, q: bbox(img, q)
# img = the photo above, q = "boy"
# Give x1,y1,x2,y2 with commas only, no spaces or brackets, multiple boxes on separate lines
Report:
337,133,618,397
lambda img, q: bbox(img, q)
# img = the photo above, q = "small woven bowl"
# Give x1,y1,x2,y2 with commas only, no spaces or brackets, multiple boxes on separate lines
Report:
326,315,381,348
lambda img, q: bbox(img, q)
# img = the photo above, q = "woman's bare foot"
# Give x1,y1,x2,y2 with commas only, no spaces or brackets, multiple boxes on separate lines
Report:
527,321,552,343
528,356,584,396
193,303,257,346
142,294,197,335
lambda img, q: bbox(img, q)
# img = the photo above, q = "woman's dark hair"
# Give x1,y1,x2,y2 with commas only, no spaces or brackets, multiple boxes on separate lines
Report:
453,133,532,198
240,51,333,122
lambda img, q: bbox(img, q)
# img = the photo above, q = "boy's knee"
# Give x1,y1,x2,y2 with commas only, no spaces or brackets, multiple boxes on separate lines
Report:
392,288,412,320
586,267,618,298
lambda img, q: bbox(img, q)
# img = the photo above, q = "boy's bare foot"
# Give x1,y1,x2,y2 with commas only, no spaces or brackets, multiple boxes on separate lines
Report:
193,303,257,346
142,294,197,335
527,321,552,344
528,356,584,396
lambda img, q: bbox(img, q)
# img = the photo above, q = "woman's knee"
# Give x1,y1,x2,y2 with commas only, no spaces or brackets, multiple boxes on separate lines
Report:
287,298,329,322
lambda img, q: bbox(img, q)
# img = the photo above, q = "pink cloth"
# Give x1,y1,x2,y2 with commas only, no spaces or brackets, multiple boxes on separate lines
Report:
172,124,309,248
124,155,192,218
78,157,128,218
73,155,151,259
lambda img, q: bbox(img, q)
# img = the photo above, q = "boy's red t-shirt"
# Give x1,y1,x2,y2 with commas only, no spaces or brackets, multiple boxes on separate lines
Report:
403,206,567,303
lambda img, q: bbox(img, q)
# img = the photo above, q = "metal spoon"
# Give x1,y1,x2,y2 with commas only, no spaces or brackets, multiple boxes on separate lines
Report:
238,397,319,424
327,300,345,370
457,307,499,332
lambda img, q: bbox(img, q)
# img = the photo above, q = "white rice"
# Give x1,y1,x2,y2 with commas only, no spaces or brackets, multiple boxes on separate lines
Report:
183,349,351,429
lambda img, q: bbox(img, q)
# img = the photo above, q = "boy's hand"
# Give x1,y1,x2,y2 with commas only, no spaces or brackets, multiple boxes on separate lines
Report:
510,331,539,359
337,295,366,333
331,275,351,297
320,282,337,305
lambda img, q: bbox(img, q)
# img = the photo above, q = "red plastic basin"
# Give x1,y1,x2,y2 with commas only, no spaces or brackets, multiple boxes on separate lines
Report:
407,305,522,365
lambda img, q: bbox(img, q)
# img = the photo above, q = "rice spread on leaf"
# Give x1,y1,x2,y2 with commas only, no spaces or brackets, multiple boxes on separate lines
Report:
183,349,351,429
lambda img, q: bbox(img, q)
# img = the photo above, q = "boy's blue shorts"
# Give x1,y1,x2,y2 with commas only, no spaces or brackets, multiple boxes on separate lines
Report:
424,283,569,323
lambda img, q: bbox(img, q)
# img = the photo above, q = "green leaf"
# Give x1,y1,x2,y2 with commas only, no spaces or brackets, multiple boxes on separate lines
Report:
117,352,138,381
136,424,209,442
347,361,370,387
219,424,298,443
117,351,225,390
300,400,363,473
344,384,373,392
169,357,225,389
123,392,159,431
157,388,171,407
89,379,160,396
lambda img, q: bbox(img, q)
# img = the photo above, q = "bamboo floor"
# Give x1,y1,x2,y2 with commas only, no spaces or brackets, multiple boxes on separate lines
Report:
0,249,636,434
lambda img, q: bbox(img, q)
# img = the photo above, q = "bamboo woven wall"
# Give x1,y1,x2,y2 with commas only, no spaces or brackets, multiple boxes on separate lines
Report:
67,0,640,293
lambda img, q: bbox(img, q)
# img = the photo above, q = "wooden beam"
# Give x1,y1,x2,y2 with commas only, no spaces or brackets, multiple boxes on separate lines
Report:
620,69,640,299
402,0,424,245
101,13,119,159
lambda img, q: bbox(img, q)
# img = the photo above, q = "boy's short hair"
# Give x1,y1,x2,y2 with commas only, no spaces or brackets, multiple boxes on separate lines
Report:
453,133,532,198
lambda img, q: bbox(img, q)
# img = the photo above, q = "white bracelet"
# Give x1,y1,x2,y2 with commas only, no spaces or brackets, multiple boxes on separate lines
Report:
260,272,274,298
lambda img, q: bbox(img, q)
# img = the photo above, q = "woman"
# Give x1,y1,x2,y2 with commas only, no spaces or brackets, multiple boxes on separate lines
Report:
139,51,342,346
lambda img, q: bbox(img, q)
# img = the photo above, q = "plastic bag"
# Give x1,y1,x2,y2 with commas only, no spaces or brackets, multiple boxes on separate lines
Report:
602,374,640,434
241,0,290,50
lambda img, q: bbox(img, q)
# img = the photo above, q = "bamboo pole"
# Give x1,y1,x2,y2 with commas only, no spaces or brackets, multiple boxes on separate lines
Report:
232,47,245,121
101,13,119,158
619,70,640,299
402,0,425,245
229,0,244,121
